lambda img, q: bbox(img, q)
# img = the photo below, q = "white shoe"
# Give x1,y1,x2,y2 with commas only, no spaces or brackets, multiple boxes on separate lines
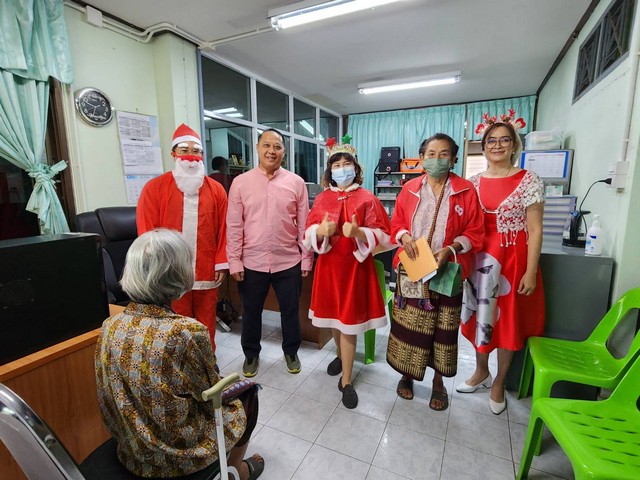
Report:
455,373,493,393
489,396,507,415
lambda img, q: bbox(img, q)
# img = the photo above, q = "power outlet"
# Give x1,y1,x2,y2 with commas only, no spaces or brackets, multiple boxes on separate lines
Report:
607,161,629,190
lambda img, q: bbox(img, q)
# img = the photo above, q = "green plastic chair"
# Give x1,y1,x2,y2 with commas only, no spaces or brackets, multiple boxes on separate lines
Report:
518,287,640,455
516,355,640,479
365,259,393,364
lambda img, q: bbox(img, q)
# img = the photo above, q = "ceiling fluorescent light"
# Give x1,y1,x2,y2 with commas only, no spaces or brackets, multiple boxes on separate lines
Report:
213,107,237,114
227,112,244,118
358,72,461,95
269,0,401,30
299,120,315,135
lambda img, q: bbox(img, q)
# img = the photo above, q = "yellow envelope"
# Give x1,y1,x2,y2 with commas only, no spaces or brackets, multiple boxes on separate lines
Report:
398,236,438,282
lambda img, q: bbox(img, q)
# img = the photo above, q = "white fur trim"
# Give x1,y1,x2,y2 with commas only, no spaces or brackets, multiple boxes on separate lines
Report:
182,191,199,282
193,280,219,290
309,311,388,334
303,224,330,254
353,227,376,262
172,135,202,148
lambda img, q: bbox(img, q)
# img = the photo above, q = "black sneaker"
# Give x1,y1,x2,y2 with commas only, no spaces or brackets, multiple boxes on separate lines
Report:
338,377,358,409
326,356,342,376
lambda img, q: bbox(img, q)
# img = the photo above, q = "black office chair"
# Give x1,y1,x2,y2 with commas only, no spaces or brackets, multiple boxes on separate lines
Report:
75,207,137,305
0,381,238,480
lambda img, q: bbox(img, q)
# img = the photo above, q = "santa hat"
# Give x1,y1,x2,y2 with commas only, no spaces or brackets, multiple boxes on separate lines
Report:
172,123,202,148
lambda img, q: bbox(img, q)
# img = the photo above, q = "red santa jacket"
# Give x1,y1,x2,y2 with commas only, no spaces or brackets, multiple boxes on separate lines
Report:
391,172,484,280
137,172,228,288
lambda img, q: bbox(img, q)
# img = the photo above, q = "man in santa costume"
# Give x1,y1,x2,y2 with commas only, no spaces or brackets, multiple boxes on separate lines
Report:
137,123,228,350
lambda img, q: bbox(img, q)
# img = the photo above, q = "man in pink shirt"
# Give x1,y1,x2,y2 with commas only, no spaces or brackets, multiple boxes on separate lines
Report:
227,129,313,377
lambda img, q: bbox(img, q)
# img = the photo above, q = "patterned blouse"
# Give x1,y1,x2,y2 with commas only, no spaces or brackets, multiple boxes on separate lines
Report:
95,303,246,477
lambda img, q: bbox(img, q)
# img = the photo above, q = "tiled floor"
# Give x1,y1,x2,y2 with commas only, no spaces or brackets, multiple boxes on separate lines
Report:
214,311,574,480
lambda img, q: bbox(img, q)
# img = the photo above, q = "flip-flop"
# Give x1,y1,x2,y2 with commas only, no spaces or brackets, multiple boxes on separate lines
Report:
243,455,265,480
396,378,414,400
429,387,449,411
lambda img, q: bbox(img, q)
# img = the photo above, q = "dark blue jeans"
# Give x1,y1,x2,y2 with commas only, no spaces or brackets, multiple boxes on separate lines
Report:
238,263,302,359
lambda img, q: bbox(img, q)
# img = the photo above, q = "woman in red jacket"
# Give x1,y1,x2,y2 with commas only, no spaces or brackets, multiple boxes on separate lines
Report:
386,133,484,411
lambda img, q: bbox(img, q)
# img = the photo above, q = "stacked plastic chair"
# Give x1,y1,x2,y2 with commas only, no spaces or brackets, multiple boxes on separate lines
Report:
364,259,394,364
518,287,640,456
517,352,640,479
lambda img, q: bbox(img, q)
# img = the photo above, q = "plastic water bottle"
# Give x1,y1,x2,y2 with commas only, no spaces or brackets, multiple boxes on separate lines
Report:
585,215,603,256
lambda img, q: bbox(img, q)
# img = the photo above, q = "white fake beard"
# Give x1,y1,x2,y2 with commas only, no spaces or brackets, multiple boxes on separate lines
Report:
173,159,205,195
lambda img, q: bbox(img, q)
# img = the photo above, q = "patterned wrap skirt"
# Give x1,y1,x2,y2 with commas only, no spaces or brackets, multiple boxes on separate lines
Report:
386,288,462,381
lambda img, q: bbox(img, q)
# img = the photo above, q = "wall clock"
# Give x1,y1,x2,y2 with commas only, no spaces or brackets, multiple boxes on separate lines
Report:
74,87,114,127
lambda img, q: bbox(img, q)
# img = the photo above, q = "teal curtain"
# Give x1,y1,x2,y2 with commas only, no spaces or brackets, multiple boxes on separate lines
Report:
349,105,467,187
467,95,536,141
403,105,466,176
349,110,407,192
0,0,74,234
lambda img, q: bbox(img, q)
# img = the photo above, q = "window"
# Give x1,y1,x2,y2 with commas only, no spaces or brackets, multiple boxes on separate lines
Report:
0,157,39,239
257,82,289,131
599,0,635,74
574,26,601,99
0,80,74,239
201,58,251,121
294,99,316,139
198,53,341,183
574,0,635,101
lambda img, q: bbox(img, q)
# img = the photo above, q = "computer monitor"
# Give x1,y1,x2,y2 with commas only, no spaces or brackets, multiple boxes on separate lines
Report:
520,149,573,194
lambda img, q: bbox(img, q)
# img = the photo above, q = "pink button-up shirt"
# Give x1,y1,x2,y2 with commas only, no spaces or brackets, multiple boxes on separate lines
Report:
226,166,313,274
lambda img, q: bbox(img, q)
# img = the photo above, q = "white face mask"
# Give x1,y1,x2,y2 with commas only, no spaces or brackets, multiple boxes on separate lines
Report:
331,166,356,188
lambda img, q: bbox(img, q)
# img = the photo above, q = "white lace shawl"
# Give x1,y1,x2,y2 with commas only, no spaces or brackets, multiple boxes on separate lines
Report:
471,170,544,246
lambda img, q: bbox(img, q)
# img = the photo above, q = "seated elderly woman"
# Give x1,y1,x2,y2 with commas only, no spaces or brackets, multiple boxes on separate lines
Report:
95,228,264,480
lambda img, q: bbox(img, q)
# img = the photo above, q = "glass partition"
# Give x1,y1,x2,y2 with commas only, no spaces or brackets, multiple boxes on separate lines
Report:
294,99,316,139
319,110,339,142
204,118,253,175
294,139,318,182
257,82,289,131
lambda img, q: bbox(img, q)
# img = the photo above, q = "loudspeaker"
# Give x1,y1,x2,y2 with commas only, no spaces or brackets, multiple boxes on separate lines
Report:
379,146,401,172
0,233,109,365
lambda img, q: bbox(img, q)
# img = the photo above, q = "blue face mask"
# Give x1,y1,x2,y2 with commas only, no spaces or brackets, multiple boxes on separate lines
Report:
332,166,356,188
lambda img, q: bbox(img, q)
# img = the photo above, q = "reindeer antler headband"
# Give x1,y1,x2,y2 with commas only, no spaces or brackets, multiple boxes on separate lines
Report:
475,109,526,135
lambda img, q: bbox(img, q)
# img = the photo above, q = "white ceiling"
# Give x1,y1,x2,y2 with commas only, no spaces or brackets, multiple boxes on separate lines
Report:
76,0,594,115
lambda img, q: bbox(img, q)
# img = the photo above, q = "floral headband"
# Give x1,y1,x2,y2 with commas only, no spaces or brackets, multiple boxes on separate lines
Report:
326,134,357,157
475,109,526,135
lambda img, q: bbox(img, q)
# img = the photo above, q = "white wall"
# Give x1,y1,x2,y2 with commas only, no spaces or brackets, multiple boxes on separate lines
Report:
63,6,200,212
537,0,640,298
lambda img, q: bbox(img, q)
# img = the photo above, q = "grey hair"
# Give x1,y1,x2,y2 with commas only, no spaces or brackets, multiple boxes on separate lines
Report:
120,228,194,305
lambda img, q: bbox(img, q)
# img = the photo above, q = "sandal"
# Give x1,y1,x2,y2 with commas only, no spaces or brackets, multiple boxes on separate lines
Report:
242,455,265,480
429,387,449,411
396,378,414,400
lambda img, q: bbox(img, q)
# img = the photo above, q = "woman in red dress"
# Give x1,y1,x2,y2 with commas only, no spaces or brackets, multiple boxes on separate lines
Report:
304,136,391,409
457,120,545,415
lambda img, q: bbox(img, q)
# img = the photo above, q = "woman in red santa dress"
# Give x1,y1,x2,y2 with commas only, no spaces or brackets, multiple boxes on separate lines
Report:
458,113,545,416
304,135,391,409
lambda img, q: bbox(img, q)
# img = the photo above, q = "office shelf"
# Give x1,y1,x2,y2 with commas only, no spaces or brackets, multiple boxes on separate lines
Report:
373,169,422,217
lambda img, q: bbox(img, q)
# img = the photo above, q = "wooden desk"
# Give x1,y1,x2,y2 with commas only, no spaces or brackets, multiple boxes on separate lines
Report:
0,305,122,479
224,267,332,349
